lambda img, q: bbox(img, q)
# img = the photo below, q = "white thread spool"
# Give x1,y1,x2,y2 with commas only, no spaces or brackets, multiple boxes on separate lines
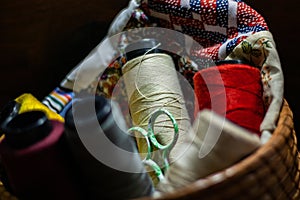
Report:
122,52,191,169
155,109,261,195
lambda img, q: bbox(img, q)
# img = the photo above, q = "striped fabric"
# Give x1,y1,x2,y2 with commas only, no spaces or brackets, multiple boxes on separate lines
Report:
42,87,74,114
140,0,268,66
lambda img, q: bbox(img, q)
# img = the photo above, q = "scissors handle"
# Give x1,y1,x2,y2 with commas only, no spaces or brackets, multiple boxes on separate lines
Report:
128,126,165,181
148,109,178,149
127,108,179,180
148,109,179,170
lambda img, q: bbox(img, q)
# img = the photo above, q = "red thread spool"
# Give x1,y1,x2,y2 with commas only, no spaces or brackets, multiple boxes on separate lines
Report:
0,111,82,199
193,63,265,136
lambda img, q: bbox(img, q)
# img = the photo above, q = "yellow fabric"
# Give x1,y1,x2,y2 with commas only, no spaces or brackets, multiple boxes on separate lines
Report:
15,93,64,122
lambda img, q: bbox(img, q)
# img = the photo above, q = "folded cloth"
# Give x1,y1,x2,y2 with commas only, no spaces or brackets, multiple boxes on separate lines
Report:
59,0,269,94
60,0,141,93
15,94,64,122
140,0,269,67
155,109,261,195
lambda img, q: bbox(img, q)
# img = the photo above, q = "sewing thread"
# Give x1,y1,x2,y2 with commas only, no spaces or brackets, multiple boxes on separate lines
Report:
122,53,191,169
193,63,265,135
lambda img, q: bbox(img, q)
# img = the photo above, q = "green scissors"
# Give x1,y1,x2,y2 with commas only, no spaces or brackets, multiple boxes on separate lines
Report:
127,108,179,181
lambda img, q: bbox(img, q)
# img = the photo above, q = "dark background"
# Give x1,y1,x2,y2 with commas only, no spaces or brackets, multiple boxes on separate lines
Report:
0,1,299,135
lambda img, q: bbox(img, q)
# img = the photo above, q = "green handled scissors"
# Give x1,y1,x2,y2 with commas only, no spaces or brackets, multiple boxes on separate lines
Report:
127,108,179,181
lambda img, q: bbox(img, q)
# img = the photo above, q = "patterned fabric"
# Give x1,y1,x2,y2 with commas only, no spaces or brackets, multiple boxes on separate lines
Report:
97,56,126,98
45,0,270,118
94,0,270,96
140,0,268,67
42,87,74,114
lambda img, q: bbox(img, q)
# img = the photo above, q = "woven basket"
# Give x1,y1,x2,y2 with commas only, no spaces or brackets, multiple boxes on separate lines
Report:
0,104,298,200
138,100,300,200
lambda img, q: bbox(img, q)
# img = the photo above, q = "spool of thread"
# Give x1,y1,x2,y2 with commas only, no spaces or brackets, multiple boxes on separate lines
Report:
156,109,261,195
193,62,265,135
0,111,81,199
125,38,162,61
64,95,154,199
122,41,191,182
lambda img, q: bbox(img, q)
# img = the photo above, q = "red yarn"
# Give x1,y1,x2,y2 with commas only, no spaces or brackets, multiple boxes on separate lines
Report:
193,64,265,136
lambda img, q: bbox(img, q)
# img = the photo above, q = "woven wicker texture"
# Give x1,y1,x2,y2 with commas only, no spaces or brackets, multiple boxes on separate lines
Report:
138,100,300,200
